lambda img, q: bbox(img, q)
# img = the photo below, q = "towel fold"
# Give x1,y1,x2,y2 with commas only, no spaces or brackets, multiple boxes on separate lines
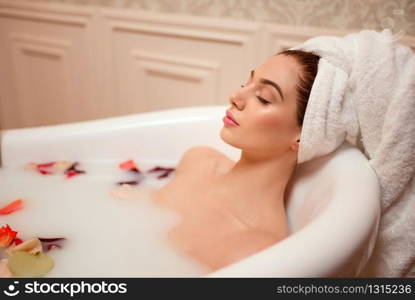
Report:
289,29,415,277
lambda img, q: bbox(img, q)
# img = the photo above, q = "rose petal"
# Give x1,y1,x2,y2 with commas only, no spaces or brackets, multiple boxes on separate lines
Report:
0,225,18,248
38,238,65,243
147,166,162,173
54,160,73,171
38,238,65,252
7,238,42,255
64,162,86,177
129,167,141,174
38,169,53,175
119,160,139,171
7,251,54,277
116,180,139,186
65,162,78,172
157,171,173,179
0,199,24,215
147,166,175,173
37,162,55,168
147,167,175,179
47,244,61,251
0,259,12,278
65,170,85,179
66,171,78,179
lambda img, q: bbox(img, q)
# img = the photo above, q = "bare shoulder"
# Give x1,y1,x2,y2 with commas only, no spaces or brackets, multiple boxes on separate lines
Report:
176,146,228,175
182,146,221,160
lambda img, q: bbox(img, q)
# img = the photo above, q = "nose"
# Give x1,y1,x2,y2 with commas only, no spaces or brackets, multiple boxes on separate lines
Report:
228,84,248,109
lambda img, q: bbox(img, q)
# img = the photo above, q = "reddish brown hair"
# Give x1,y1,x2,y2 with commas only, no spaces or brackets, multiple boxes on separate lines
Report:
277,50,320,127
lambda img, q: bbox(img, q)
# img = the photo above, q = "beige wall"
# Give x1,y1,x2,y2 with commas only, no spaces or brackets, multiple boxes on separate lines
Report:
25,0,415,37
2,0,414,129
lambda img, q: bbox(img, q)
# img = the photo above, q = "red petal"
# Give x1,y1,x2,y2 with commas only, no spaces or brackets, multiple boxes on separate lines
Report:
66,171,78,178
65,162,78,172
14,238,23,246
0,224,18,248
47,244,61,251
129,167,141,174
147,166,175,173
37,162,55,168
119,160,138,171
147,166,162,173
64,162,86,176
157,171,171,179
38,237,66,252
38,169,52,175
38,237,65,243
117,180,140,186
147,166,175,179
0,199,24,215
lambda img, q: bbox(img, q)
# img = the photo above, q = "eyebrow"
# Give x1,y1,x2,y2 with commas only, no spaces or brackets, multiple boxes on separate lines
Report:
250,70,285,102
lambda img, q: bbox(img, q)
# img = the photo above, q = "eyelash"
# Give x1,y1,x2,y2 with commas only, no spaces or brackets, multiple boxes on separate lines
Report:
257,96,271,105
240,84,271,105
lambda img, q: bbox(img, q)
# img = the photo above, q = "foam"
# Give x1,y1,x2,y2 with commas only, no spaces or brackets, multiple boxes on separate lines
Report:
0,161,209,277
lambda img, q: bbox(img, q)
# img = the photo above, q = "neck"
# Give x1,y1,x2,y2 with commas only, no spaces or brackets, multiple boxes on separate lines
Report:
231,149,296,195
215,149,296,234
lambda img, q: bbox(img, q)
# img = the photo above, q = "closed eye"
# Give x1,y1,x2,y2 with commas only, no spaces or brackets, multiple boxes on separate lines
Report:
257,95,271,105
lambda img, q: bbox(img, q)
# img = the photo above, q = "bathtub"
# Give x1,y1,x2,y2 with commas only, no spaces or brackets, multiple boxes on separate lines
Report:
1,105,380,277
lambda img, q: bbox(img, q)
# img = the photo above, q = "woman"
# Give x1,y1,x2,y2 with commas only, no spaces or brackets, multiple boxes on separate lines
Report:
150,49,320,272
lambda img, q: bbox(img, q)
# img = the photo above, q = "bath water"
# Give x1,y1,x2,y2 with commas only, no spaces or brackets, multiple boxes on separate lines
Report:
0,160,208,277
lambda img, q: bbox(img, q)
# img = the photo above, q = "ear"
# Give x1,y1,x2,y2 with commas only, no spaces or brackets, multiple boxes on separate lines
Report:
291,138,300,152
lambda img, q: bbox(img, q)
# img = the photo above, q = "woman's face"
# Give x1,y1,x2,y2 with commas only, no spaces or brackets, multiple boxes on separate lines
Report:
220,54,302,158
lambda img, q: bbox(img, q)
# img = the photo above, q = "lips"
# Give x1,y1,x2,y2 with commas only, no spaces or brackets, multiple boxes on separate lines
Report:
226,110,239,125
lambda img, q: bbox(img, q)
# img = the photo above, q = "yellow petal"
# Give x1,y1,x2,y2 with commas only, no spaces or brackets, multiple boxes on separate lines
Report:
7,238,42,255
0,259,12,278
7,251,54,277
54,161,73,171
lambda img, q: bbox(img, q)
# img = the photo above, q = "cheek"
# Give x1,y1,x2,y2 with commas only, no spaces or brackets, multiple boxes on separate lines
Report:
252,110,294,141
253,111,285,131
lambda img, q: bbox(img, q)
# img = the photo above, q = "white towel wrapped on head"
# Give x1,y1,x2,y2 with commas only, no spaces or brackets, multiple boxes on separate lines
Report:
289,29,415,277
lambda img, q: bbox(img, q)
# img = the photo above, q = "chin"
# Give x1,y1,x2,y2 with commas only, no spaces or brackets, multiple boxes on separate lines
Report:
219,128,241,149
